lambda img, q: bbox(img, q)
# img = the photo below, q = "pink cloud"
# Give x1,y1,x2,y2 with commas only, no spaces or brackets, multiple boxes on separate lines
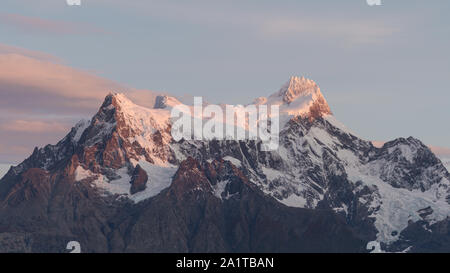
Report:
0,53,121,101
371,141,385,148
0,44,160,163
430,146,450,157
0,44,62,63
0,118,73,163
0,51,160,113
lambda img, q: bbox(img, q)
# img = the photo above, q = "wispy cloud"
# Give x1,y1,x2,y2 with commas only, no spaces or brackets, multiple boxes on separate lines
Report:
0,43,62,62
113,1,401,46
0,119,69,133
430,146,450,158
0,44,160,162
259,17,400,45
0,13,107,35
0,53,120,100
0,51,159,113
0,116,75,163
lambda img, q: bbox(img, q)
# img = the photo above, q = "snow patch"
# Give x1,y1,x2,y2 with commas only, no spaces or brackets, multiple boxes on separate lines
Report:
325,115,356,136
72,119,90,143
213,180,229,200
389,144,415,163
261,166,284,180
93,167,132,197
213,180,239,200
0,164,11,179
280,194,308,208
444,160,450,172
223,156,242,167
131,160,178,203
437,156,450,172
74,165,93,181
74,162,177,203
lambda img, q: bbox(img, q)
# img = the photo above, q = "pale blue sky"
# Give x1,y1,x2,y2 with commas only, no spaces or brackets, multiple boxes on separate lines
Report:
0,0,449,163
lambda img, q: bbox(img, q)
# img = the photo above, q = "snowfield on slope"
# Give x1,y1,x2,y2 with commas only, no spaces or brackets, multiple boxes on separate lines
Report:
337,148,450,243
74,161,177,203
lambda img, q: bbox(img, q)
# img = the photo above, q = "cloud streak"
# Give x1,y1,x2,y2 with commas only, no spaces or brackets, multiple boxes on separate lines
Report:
430,146,450,158
0,13,107,35
0,49,160,113
259,17,400,44
110,0,401,45
0,43,62,62
0,119,69,133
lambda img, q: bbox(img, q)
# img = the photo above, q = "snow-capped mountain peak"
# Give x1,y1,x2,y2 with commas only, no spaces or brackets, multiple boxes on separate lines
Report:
277,76,321,104
96,92,172,131
255,76,332,126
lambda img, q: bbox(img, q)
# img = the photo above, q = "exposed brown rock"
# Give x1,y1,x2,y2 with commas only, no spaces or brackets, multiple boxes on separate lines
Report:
3,168,51,207
102,132,126,169
169,157,212,199
82,146,100,172
130,165,148,194
64,154,80,177
308,96,331,122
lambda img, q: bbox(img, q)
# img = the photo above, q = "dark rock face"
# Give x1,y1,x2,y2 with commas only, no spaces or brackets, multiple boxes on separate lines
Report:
153,95,169,109
388,218,450,253
368,137,448,192
130,165,148,194
0,233,33,253
0,165,119,253
110,157,366,253
0,157,365,253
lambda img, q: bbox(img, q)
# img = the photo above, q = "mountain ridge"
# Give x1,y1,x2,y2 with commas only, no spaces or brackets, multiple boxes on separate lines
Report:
0,77,449,252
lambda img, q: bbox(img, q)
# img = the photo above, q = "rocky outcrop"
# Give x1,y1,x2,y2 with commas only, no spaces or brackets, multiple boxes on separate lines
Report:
153,95,169,109
388,217,450,253
112,157,366,253
130,165,148,194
